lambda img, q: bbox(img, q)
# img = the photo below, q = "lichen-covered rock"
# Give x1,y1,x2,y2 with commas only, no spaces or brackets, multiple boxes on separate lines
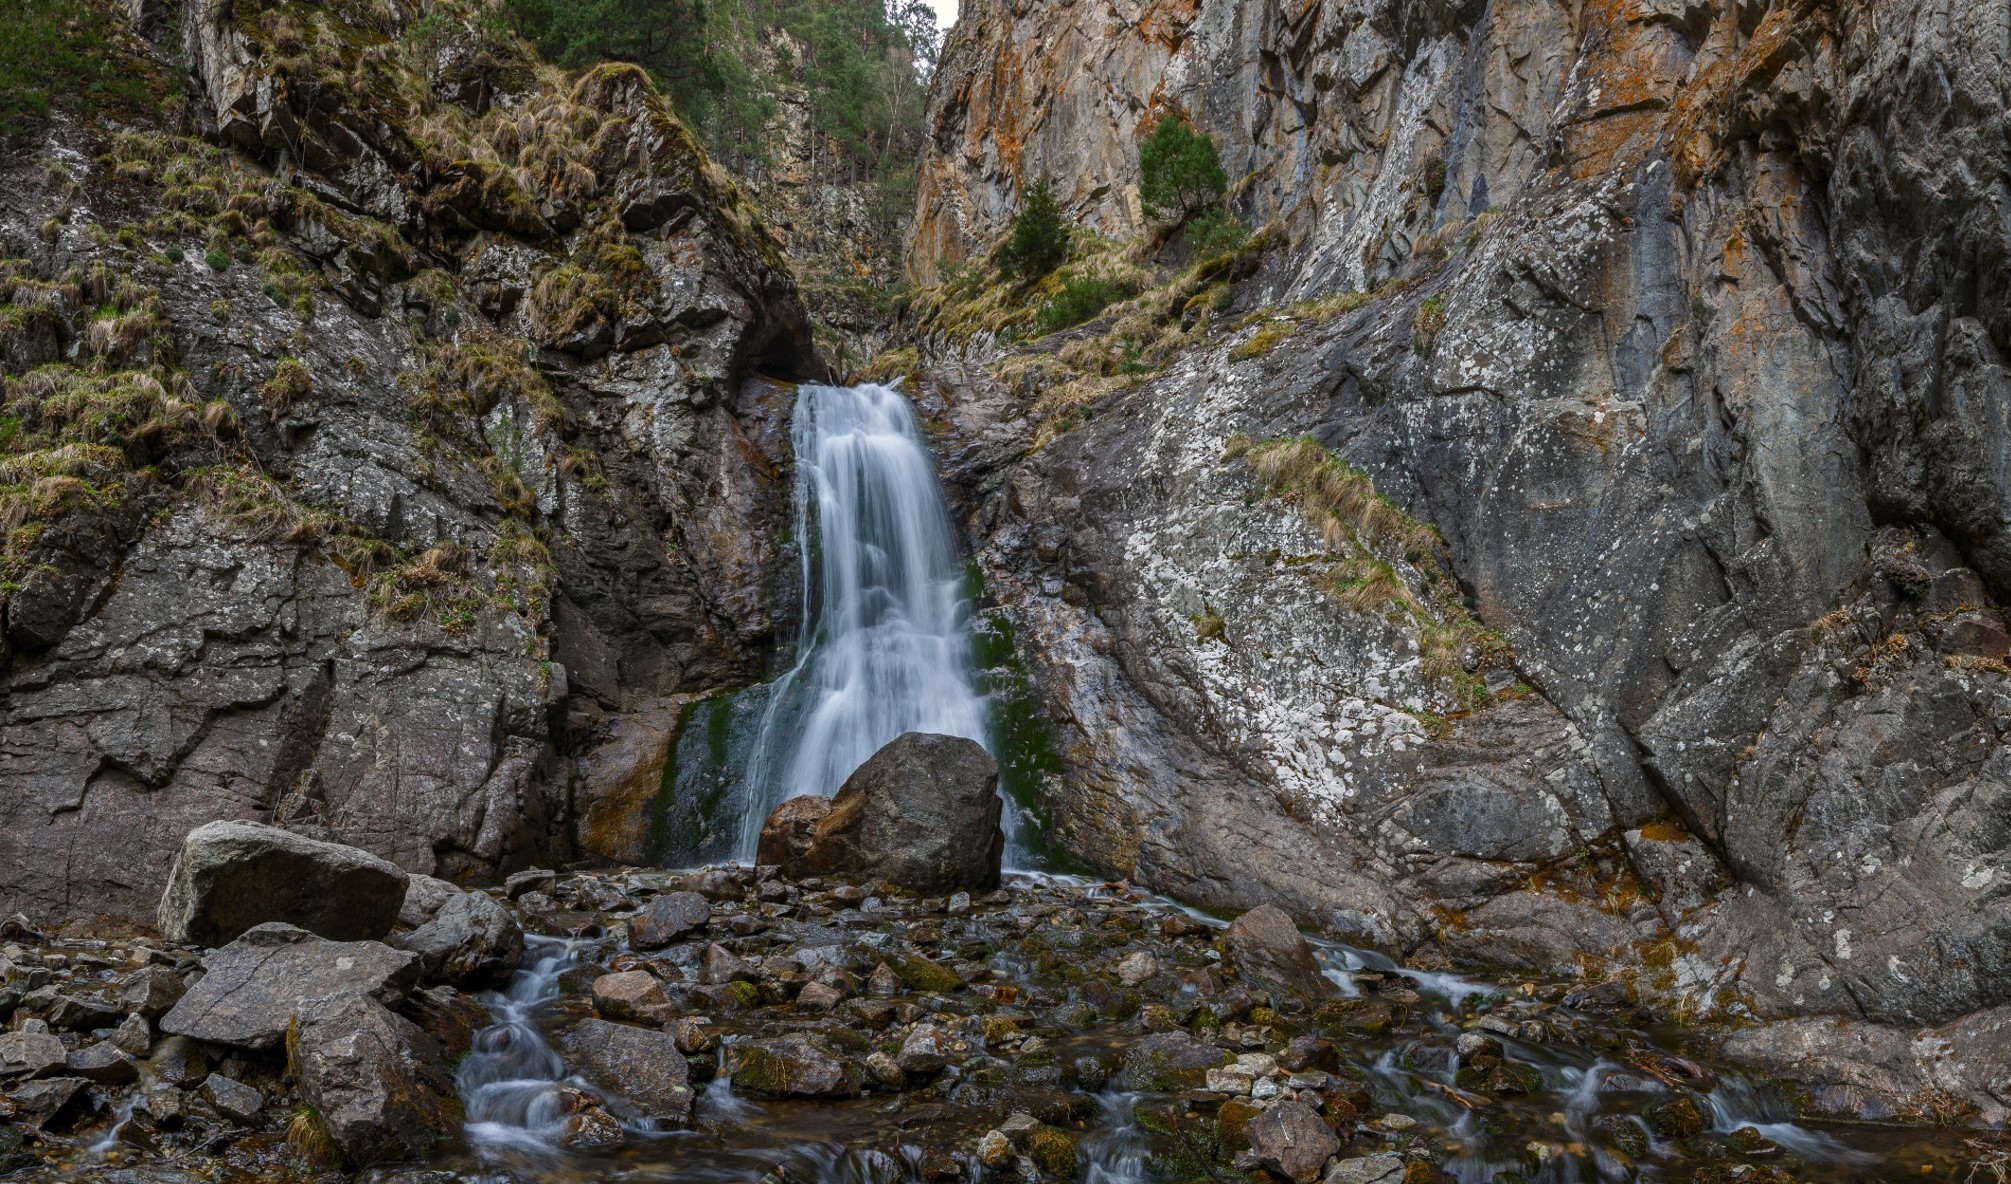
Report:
909,0,2011,1057
1115,1032,1232,1092
558,1018,694,1125
158,821,410,946
159,923,419,1050
728,1033,859,1098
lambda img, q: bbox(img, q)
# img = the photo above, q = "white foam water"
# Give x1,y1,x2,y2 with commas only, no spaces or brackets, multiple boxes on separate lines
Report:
457,936,585,1156
739,382,994,856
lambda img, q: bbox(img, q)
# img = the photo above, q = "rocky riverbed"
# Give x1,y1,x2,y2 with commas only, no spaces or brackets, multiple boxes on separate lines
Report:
1,864,2000,1184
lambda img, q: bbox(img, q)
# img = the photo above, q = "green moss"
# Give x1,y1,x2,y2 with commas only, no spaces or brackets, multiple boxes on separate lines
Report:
1230,322,1292,360
0,0,169,134
1023,1125,1078,1177
967,609,1078,873
891,952,962,994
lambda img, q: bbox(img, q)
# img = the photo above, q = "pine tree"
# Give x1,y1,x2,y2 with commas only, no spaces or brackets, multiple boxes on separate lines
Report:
996,179,1071,282
1137,115,1228,224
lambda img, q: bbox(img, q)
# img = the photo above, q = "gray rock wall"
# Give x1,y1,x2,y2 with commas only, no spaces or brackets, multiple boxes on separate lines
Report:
907,0,2011,1049
0,2,813,919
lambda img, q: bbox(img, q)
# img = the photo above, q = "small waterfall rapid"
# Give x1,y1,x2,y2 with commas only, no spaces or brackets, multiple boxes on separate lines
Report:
458,936,583,1156
736,382,993,856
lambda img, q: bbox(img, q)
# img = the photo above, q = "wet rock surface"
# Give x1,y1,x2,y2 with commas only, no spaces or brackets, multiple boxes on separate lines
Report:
0,865,2002,1181
905,0,2011,1063
0,0,815,927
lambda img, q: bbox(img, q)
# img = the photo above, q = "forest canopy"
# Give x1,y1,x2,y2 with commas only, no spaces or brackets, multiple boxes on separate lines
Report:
503,0,940,224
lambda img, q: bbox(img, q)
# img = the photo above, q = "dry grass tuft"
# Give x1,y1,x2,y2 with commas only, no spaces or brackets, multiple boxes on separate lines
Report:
1238,434,1506,710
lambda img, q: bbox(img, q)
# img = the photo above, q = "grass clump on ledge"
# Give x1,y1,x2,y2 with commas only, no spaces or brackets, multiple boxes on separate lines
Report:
1229,433,1505,711
0,0,167,134
1035,274,1131,335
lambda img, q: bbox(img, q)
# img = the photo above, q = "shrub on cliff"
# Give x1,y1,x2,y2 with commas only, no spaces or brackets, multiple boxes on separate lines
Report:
1138,115,1228,225
997,180,1071,283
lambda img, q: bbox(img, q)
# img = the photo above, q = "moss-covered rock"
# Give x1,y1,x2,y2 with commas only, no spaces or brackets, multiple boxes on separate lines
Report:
891,952,964,994
1114,1032,1231,1092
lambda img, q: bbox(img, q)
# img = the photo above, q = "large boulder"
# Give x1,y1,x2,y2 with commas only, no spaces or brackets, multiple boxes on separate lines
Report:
390,875,523,988
159,923,419,1050
293,994,460,1166
158,821,410,946
1225,905,1335,1000
757,733,1004,892
558,1019,694,1124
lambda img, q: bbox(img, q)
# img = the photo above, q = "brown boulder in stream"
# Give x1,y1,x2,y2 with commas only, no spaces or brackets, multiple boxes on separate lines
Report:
755,732,1004,893
1224,904,1336,1000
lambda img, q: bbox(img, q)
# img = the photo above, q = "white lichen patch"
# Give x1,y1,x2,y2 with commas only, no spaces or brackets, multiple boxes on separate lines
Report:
1099,350,1441,826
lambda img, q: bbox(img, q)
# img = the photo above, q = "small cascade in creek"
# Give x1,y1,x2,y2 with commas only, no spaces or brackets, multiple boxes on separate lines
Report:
457,936,586,1157
735,381,996,857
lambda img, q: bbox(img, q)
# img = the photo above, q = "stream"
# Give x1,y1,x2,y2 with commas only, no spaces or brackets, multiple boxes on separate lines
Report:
446,383,1981,1183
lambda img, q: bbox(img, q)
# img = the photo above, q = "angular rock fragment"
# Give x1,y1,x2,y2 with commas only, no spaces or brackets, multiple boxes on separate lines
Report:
119,965,187,1019
201,1072,264,1122
1225,904,1335,1000
0,1030,66,1079
627,891,711,949
1248,1099,1341,1183
158,821,410,946
559,1018,694,1124
160,923,419,1050
391,877,524,988
8,1076,88,1129
592,970,679,1024
65,1042,138,1085
293,995,461,1166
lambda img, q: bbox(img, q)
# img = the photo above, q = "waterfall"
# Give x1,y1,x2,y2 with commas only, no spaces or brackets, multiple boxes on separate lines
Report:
735,382,993,857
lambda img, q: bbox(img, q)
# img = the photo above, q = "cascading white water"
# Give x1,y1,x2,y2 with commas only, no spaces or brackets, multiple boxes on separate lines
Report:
458,936,585,1156
737,382,993,856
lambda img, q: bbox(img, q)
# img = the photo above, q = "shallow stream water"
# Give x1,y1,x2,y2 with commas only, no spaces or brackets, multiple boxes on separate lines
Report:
451,384,1987,1183
430,871,1983,1184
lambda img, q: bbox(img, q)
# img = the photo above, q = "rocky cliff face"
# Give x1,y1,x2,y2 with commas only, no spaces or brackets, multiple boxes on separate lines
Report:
0,0,812,920
735,29,911,370
908,0,2011,1117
